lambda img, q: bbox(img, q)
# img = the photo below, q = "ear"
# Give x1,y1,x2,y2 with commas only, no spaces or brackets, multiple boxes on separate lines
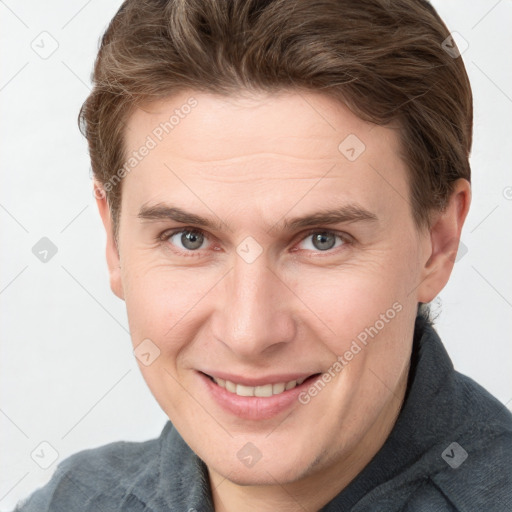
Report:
94,181,125,300
417,178,471,303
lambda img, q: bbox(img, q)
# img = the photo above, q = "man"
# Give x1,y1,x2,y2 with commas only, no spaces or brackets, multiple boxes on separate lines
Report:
14,0,511,510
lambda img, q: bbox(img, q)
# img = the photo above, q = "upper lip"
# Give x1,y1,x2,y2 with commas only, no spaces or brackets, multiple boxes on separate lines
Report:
199,370,320,387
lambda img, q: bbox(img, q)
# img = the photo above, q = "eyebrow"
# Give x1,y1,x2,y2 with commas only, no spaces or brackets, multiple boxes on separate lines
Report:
137,202,378,233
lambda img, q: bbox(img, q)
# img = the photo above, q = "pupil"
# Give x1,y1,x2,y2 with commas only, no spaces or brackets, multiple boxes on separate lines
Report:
313,232,335,251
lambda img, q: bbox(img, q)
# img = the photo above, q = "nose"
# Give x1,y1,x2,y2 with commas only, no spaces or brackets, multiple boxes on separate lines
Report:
211,254,296,360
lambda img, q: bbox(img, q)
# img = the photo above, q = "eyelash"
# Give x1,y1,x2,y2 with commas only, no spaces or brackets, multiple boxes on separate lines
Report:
157,227,352,258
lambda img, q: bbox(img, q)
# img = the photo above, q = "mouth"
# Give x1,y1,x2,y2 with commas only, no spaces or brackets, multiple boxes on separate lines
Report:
198,370,323,420
202,372,321,397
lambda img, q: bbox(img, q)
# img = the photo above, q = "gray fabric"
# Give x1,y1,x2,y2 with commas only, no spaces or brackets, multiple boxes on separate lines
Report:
13,314,512,511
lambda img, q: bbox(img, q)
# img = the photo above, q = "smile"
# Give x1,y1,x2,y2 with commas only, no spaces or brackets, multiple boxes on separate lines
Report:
209,376,309,397
199,371,322,420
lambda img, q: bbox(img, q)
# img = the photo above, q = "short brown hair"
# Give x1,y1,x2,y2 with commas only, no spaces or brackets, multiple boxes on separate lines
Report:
79,0,472,243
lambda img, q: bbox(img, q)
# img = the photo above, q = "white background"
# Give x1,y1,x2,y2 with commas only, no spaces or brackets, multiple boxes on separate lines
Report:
1,1,511,510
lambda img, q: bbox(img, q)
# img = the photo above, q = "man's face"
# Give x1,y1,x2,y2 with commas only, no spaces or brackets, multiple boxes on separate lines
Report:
107,90,435,486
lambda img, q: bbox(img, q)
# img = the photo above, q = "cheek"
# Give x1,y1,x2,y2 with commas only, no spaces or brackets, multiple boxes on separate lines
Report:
288,244,417,359
121,261,217,350
293,264,399,330
121,265,199,413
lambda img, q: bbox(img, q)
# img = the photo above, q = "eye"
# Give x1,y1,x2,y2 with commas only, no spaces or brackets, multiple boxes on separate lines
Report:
160,228,211,255
158,227,351,257
295,230,349,253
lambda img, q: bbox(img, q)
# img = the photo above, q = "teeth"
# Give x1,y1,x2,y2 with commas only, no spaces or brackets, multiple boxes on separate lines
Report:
272,382,285,394
236,384,254,397
255,384,273,397
212,376,310,396
285,380,297,390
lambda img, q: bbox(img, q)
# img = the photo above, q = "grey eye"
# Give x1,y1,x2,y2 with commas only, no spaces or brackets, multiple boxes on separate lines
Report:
299,232,344,252
171,230,205,251
312,232,336,251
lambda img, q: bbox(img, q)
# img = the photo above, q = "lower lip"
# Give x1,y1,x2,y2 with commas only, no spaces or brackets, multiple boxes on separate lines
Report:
198,372,320,421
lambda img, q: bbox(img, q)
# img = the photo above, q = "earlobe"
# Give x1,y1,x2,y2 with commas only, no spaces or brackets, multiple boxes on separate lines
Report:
93,181,125,301
417,179,471,303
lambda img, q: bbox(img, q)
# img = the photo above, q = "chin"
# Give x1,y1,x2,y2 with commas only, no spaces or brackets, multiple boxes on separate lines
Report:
209,453,315,487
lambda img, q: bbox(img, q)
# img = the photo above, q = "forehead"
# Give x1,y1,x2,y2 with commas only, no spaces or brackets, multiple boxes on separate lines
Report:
125,90,400,162
121,90,411,228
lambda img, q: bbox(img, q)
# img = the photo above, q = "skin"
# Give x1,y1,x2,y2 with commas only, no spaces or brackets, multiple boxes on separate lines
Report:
95,90,471,512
